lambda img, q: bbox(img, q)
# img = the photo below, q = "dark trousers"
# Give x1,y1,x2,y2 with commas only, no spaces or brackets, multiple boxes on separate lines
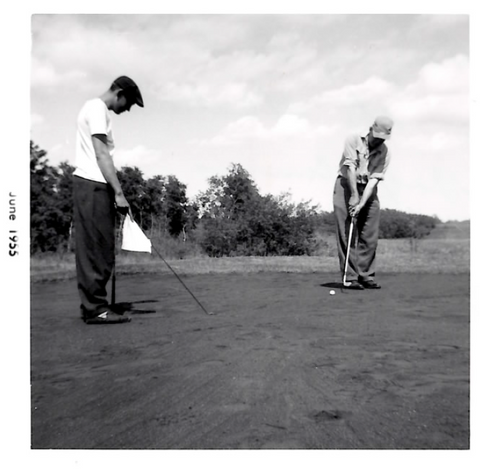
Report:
333,176,380,282
73,176,115,317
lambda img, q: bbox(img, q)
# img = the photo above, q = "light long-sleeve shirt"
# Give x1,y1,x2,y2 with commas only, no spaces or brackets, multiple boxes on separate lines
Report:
337,133,391,185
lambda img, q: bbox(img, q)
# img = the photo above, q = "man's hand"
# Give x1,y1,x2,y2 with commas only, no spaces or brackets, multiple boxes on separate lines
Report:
350,178,379,218
350,203,362,218
348,194,360,215
114,193,132,217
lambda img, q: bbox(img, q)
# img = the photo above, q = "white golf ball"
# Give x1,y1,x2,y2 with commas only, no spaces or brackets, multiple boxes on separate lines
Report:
329,290,335,295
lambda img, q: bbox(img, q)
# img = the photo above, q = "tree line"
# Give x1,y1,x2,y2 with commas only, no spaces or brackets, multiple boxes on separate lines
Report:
30,141,441,256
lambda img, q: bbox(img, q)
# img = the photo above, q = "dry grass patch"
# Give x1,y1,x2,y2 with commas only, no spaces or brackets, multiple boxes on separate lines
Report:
30,238,469,283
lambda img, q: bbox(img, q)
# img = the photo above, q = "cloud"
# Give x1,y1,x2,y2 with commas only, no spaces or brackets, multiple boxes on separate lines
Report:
161,81,263,109
320,76,395,105
30,112,45,126
415,14,469,29
288,54,469,130
414,55,468,94
31,16,145,91
114,145,161,176
152,25,327,108
30,57,87,88
290,76,396,115
30,58,59,87
273,115,311,136
30,16,263,108
166,15,250,50
391,55,469,125
203,114,335,147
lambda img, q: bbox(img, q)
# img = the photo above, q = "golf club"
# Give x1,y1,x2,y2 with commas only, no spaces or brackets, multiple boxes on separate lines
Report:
342,217,355,286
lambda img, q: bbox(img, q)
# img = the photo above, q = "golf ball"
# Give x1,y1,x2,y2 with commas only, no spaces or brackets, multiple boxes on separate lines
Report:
329,290,336,295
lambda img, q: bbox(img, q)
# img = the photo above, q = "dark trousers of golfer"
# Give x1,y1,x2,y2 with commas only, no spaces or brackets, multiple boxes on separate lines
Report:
73,176,115,318
333,176,380,283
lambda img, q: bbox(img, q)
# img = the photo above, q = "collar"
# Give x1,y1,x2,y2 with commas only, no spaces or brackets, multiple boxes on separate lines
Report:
360,133,384,155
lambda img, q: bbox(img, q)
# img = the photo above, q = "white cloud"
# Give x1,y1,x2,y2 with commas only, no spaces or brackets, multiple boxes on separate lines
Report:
414,55,468,94
30,113,44,126
30,58,58,87
288,54,469,131
162,81,263,109
166,15,249,50
391,55,469,125
30,57,87,88
321,76,395,105
391,94,468,125
272,115,311,136
203,114,335,147
154,27,327,108
114,145,161,176
290,76,396,114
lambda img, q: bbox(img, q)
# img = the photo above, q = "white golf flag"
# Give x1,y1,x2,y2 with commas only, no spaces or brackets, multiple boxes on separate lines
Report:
121,216,152,253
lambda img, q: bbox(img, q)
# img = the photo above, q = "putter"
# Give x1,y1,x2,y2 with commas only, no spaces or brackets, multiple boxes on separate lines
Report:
342,217,355,286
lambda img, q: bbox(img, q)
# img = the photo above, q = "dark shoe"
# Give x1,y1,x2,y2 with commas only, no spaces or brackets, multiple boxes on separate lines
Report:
84,310,131,324
343,280,364,290
360,280,381,289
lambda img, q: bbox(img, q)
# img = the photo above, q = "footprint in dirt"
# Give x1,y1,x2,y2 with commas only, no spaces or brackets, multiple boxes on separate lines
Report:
311,409,352,423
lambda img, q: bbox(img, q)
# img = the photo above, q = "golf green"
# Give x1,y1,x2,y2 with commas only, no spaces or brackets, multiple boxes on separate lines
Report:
31,272,469,449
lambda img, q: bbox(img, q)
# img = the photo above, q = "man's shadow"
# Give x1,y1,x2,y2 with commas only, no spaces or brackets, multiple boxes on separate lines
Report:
111,299,158,315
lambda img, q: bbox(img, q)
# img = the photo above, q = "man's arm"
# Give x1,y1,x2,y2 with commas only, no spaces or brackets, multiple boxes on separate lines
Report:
351,147,391,216
351,178,379,217
346,166,360,213
92,134,131,215
342,134,360,212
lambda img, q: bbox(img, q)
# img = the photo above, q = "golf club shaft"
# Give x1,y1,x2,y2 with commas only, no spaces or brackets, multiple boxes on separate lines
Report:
343,218,355,285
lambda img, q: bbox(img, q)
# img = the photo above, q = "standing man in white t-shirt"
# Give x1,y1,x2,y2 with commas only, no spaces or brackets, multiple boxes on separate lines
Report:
73,76,144,324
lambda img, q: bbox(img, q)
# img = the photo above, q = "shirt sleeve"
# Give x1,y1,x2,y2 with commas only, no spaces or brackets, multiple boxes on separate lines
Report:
87,100,109,136
370,148,391,181
342,134,359,170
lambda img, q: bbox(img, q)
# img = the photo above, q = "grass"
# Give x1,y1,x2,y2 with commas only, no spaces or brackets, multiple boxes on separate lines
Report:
377,238,469,274
30,237,470,283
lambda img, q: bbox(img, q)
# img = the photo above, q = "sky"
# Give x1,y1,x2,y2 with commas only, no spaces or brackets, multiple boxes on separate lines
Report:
29,13,471,222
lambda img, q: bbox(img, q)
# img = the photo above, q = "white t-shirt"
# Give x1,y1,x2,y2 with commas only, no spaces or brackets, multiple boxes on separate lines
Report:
73,98,115,183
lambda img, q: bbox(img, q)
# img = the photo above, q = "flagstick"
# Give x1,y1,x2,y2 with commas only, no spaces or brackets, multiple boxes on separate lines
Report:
111,214,120,306
111,263,116,306
123,215,212,316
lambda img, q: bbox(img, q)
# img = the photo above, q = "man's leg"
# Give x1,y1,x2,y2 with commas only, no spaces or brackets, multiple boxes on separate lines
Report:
333,177,358,282
73,177,115,319
356,193,381,283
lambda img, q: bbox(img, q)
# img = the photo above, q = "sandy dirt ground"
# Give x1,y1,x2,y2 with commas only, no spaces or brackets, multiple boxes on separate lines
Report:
30,272,469,449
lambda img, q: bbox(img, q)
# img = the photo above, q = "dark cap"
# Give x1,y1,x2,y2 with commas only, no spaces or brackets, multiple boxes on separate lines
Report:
113,76,144,108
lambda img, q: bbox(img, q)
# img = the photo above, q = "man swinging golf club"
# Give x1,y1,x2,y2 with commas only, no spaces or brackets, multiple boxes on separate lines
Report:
333,115,394,290
73,76,144,323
